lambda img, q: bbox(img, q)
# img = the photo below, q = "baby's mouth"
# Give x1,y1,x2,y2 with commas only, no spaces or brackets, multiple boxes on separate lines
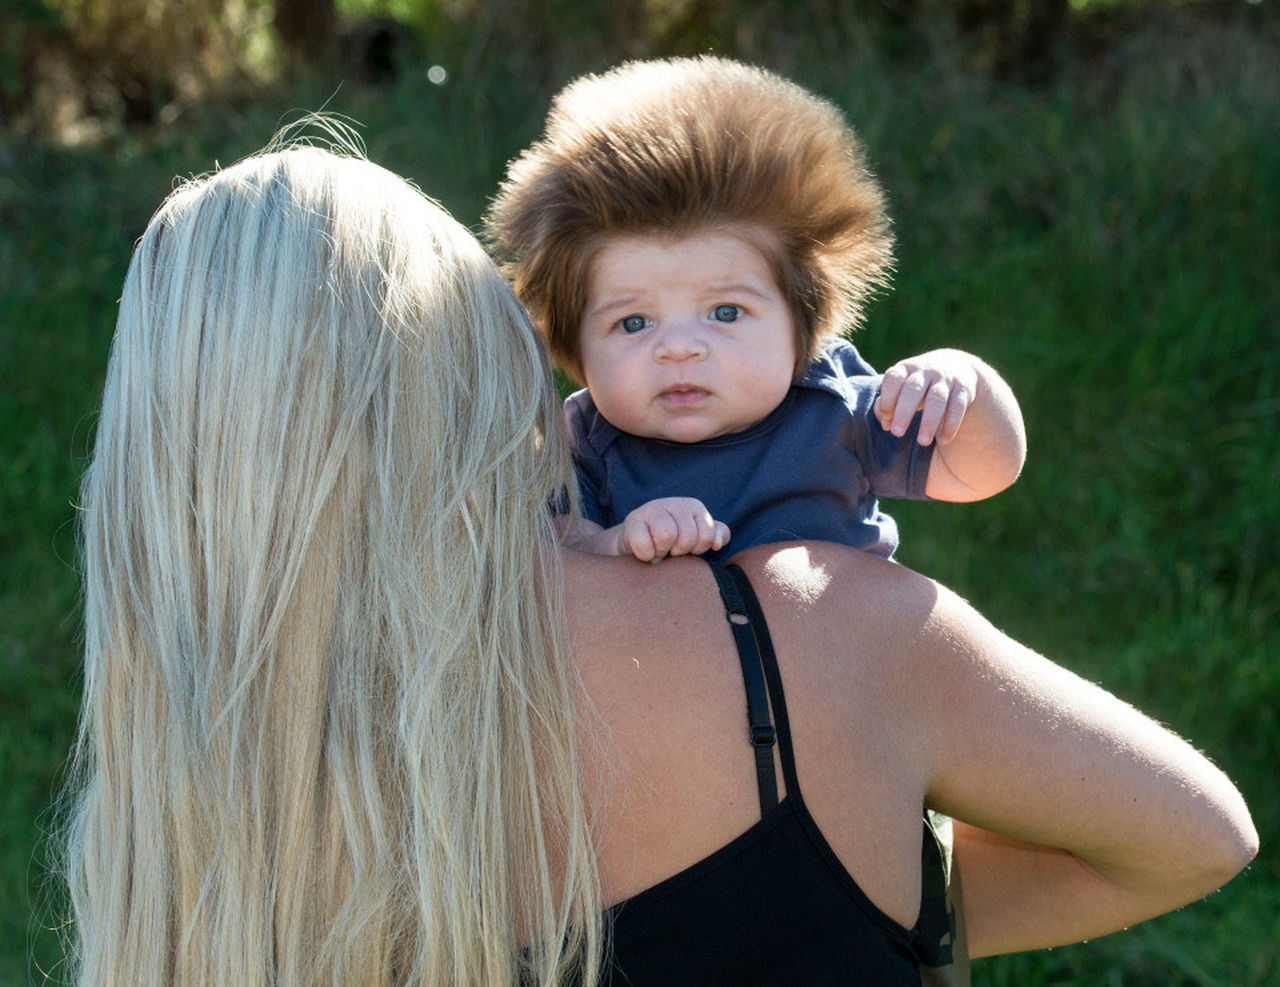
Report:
658,385,710,406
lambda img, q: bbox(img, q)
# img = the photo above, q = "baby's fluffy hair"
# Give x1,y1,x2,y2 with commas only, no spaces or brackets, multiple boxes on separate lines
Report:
486,55,894,382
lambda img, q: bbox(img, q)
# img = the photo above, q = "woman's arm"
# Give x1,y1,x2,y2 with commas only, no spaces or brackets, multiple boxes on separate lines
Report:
913,583,1258,957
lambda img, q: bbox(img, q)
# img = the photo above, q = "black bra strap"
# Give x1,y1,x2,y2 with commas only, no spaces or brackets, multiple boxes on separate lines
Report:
718,564,960,969
708,563,779,813
723,564,802,797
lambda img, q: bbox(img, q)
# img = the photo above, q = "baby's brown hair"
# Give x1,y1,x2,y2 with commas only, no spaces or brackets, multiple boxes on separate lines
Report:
485,55,893,383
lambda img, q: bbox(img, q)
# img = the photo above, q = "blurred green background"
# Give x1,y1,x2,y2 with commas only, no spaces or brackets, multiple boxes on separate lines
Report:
2,0,1277,982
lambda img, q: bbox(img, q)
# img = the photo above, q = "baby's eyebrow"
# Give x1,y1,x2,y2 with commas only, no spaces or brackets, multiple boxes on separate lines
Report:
583,293,646,322
705,280,775,300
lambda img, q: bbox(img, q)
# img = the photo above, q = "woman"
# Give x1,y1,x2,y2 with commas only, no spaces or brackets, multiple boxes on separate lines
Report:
62,138,1256,985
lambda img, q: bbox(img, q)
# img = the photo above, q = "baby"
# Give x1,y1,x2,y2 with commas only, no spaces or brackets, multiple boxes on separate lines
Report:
487,56,1026,565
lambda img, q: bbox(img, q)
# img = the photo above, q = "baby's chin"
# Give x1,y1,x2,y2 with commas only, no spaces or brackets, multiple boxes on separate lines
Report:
648,417,755,444
599,403,759,444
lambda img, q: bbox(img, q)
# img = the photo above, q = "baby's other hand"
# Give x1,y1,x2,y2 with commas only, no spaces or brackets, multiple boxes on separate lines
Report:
875,348,978,445
621,497,730,563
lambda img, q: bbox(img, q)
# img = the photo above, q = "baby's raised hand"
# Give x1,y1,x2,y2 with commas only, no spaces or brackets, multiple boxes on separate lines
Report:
875,348,978,446
621,497,730,563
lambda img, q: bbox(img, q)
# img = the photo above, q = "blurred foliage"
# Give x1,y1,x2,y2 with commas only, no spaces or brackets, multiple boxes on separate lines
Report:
3,0,1271,136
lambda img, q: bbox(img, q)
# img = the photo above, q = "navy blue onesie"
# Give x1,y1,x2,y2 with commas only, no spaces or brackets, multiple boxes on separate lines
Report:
566,341,934,564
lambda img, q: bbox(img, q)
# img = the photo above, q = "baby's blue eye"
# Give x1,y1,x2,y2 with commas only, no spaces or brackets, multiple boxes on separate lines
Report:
711,304,742,324
619,314,649,334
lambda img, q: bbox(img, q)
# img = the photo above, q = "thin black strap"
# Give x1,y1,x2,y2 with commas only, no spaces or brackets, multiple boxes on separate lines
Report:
708,563,779,813
723,564,801,797
722,564,961,969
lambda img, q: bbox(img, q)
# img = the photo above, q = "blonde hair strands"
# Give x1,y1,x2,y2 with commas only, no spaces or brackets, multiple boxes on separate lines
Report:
62,139,602,984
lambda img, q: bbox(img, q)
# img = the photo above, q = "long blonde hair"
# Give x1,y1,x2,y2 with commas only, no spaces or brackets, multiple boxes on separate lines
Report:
62,135,602,984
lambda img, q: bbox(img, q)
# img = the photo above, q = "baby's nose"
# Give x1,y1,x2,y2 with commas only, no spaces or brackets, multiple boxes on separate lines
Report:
654,321,708,361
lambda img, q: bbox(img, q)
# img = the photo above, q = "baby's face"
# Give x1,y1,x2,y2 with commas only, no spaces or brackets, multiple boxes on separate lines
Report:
577,225,796,444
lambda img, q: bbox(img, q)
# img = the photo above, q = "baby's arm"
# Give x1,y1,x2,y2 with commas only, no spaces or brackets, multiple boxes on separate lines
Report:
560,498,730,562
875,348,1026,502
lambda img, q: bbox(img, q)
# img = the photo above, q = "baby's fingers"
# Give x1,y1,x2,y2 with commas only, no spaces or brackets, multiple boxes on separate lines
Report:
884,369,934,437
625,510,696,562
621,514,662,562
661,512,703,558
623,499,728,562
915,379,954,445
875,364,909,429
937,382,972,444
665,509,730,558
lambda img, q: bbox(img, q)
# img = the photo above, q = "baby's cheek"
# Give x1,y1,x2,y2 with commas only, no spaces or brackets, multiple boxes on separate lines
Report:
592,386,649,436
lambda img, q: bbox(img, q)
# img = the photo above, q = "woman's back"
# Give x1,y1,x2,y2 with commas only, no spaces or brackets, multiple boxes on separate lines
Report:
569,545,931,913
566,541,1257,968
567,547,944,982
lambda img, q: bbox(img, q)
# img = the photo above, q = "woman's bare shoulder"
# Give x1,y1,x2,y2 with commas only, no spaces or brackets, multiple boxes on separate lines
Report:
560,542,982,724
731,542,952,673
562,550,725,635
739,541,939,609
561,550,738,691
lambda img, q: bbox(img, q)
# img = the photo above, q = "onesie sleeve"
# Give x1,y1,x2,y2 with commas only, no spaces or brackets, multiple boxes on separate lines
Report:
827,338,879,376
803,341,935,500
563,390,610,526
856,382,934,500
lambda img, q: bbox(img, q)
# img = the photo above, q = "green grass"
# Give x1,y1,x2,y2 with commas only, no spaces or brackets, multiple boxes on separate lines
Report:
3,4,1277,982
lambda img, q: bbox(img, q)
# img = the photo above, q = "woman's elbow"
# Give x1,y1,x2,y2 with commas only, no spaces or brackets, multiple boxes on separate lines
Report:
1173,780,1259,903
1205,797,1259,890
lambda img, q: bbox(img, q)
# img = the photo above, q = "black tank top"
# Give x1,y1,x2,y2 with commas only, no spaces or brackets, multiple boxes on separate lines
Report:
601,563,955,985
